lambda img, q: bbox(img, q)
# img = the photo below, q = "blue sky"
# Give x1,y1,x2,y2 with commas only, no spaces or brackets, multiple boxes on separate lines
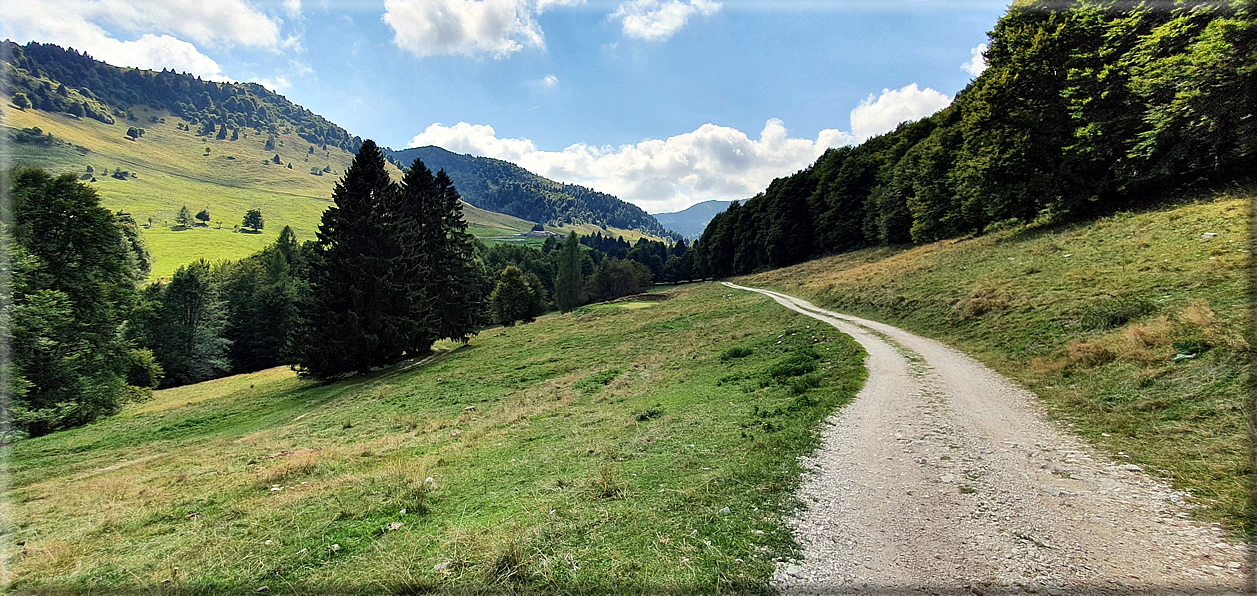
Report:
5,0,1007,213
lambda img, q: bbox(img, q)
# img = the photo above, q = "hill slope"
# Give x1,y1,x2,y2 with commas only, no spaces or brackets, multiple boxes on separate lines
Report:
0,42,540,278
385,145,678,241
742,190,1249,531
1,283,864,592
653,199,732,239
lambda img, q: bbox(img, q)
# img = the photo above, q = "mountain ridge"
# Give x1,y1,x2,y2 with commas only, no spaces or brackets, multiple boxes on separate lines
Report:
652,199,733,239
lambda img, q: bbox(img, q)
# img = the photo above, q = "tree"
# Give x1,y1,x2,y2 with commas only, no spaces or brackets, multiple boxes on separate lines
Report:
216,124,228,140
587,258,653,302
289,140,400,377
272,153,282,164
5,169,146,437
230,128,239,141
12,92,31,110
150,260,231,386
195,208,211,225
264,136,276,151
490,266,537,326
175,205,194,228
241,209,264,231
126,126,140,140
554,231,583,312
68,101,84,117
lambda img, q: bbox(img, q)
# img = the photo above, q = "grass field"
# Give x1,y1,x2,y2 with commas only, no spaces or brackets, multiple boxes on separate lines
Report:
1,282,866,593
741,190,1250,532
1,105,547,279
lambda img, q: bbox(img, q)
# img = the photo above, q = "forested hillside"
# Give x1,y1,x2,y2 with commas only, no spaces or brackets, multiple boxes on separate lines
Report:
2,41,362,152
693,0,1254,276
385,146,678,240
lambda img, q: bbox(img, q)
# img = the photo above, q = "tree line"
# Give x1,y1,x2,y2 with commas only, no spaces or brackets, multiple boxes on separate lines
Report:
2,41,361,151
1,142,687,440
691,0,1254,277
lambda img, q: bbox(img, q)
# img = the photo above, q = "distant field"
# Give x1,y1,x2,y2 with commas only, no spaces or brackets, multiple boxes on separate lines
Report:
1,106,535,279
743,191,1249,531
2,283,866,592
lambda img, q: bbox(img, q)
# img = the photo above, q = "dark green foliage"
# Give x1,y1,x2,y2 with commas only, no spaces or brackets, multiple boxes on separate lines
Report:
216,124,228,140
586,258,653,302
289,141,402,377
692,0,1256,277
216,246,298,374
241,209,263,231
195,208,210,224
490,265,539,326
4,169,147,438
12,92,31,110
147,260,231,386
766,349,821,380
555,232,583,313
175,205,193,228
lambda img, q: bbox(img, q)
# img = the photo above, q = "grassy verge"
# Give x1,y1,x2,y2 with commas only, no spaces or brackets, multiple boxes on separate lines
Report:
1,282,865,593
741,191,1249,531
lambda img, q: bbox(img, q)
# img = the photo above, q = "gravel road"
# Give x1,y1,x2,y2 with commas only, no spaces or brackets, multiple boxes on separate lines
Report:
723,282,1248,595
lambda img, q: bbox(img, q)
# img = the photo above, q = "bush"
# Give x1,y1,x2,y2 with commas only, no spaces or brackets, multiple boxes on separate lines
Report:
720,346,752,360
767,349,820,379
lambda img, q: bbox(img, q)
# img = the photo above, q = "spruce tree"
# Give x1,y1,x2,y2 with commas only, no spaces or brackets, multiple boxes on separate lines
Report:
431,169,484,341
290,140,399,377
555,231,583,312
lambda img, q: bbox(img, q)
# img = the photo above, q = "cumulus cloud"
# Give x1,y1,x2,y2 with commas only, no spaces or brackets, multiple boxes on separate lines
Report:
0,0,292,80
611,0,722,41
408,119,855,213
251,75,292,92
383,0,546,58
283,0,302,19
962,42,989,77
849,83,952,141
536,0,585,11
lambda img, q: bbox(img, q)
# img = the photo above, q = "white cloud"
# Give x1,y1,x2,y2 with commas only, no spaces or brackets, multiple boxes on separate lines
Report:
536,0,585,12
408,119,855,213
962,42,988,77
0,0,294,80
849,83,952,141
611,0,721,41
383,0,545,58
251,75,292,92
542,74,559,87
283,0,302,19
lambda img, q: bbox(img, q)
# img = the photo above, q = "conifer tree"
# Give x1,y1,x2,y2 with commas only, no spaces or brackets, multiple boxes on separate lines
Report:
555,231,583,312
290,140,399,377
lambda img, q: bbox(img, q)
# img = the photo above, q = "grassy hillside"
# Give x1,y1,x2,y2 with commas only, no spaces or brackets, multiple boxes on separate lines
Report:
2,283,865,593
1,105,535,279
742,190,1250,531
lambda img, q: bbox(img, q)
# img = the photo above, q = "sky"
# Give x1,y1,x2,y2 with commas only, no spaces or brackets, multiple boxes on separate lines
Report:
4,0,1007,214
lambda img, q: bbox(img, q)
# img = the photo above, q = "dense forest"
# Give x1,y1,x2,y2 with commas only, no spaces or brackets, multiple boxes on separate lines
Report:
0,41,363,151
692,0,1254,276
386,146,679,240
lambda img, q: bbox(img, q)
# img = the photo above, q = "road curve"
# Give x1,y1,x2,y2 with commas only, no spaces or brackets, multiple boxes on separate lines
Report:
723,282,1246,595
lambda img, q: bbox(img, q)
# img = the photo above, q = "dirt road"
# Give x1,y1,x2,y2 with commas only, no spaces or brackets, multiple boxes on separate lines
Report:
723,282,1248,595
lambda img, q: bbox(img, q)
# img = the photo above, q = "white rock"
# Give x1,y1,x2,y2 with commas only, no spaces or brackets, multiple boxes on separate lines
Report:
434,561,451,572
1202,233,1218,239
265,540,272,545
330,544,340,552
719,507,731,515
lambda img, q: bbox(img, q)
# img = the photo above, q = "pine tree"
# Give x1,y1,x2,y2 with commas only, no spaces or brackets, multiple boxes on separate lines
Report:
430,169,485,341
175,205,194,228
290,140,399,377
555,231,583,312
153,260,231,386
490,266,535,326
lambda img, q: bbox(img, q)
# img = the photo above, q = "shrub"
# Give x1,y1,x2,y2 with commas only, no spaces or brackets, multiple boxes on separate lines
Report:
720,346,752,360
1078,297,1154,331
767,349,820,379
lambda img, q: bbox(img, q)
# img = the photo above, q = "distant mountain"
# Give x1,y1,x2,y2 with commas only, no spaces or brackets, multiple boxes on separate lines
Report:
652,200,733,239
385,146,678,241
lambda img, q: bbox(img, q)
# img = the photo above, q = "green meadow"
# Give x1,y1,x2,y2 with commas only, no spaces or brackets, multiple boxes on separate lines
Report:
2,282,865,593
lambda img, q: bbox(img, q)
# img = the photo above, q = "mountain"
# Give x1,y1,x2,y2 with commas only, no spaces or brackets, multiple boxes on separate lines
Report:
0,41,536,279
384,146,679,242
652,199,732,239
